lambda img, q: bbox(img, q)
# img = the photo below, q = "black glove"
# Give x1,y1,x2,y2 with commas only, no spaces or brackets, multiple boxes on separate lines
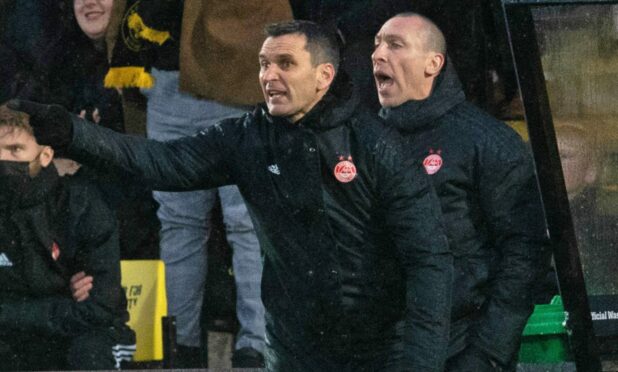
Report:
7,99,73,155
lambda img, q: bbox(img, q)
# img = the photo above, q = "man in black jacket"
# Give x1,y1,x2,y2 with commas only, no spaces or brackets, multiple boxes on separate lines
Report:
0,105,135,370
10,20,452,371
373,14,549,371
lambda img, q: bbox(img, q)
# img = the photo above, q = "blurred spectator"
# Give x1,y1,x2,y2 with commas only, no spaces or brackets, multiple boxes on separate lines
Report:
556,120,618,296
43,0,123,178
45,0,124,132
556,121,599,203
0,105,135,370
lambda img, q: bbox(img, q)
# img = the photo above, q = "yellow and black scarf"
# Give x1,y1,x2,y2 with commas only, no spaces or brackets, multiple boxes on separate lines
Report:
104,0,180,89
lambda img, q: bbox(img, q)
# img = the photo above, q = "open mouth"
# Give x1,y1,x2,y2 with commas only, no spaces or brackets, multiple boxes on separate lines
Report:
85,11,104,20
374,71,394,90
267,90,286,99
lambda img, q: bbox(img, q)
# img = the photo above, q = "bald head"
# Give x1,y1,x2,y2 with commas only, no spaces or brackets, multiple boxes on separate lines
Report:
373,13,446,106
395,13,446,55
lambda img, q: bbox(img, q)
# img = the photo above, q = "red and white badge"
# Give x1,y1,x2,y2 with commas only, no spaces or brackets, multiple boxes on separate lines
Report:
334,155,357,183
51,241,60,261
423,149,443,175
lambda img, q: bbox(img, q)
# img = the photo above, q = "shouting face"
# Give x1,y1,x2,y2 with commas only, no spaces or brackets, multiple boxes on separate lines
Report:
372,16,443,107
259,33,333,123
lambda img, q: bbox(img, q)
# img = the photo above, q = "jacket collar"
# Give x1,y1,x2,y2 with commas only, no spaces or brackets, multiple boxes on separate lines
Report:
379,58,466,133
259,71,359,130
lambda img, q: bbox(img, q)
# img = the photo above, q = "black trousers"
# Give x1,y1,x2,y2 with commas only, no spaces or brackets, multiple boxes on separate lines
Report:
445,316,517,372
264,316,405,372
0,330,119,371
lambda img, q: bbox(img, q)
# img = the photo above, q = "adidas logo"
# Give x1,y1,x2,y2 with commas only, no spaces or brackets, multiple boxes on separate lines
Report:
112,343,137,369
267,164,281,175
0,253,13,267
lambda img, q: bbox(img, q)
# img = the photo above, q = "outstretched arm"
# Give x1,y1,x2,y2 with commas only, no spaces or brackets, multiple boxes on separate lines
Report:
69,115,234,191
8,99,237,191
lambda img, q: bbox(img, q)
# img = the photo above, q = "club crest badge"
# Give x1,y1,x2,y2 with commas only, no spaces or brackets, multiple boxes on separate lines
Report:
121,1,154,52
51,241,60,261
423,149,443,175
334,155,357,183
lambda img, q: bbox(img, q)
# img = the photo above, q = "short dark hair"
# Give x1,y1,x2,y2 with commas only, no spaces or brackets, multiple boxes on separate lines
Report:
264,20,340,72
394,12,447,55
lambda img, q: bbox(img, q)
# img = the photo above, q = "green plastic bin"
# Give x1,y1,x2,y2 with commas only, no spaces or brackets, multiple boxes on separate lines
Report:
518,296,573,363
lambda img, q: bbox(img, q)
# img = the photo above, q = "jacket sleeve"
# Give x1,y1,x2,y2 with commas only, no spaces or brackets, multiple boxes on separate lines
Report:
69,114,237,191
473,135,549,365
0,182,124,337
379,145,453,371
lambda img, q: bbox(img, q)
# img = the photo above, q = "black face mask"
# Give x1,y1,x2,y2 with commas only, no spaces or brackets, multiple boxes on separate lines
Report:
0,160,31,200
0,159,30,176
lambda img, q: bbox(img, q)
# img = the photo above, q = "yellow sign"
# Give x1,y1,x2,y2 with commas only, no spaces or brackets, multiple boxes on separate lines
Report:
121,260,168,361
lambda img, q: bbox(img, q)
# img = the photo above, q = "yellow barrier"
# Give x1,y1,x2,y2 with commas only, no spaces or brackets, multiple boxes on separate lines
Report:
120,260,168,361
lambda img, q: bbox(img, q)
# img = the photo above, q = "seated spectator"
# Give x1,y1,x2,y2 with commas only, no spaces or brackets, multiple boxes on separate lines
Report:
556,121,599,203
556,120,618,296
0,105,135,370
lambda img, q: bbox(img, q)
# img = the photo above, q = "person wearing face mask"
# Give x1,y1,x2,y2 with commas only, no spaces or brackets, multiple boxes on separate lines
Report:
0,105,135,370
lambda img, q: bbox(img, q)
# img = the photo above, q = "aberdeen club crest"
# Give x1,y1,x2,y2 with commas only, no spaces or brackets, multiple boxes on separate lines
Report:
334,155,357,183
423,148,443,175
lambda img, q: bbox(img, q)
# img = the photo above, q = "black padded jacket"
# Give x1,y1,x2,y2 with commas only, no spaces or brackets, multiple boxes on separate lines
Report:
67,77,453,371
380,61,549,365
0,164,132,340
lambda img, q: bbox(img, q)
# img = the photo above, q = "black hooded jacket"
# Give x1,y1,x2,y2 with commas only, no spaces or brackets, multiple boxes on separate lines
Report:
67,76,453,370
380,62,549,365
0,164,132,340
